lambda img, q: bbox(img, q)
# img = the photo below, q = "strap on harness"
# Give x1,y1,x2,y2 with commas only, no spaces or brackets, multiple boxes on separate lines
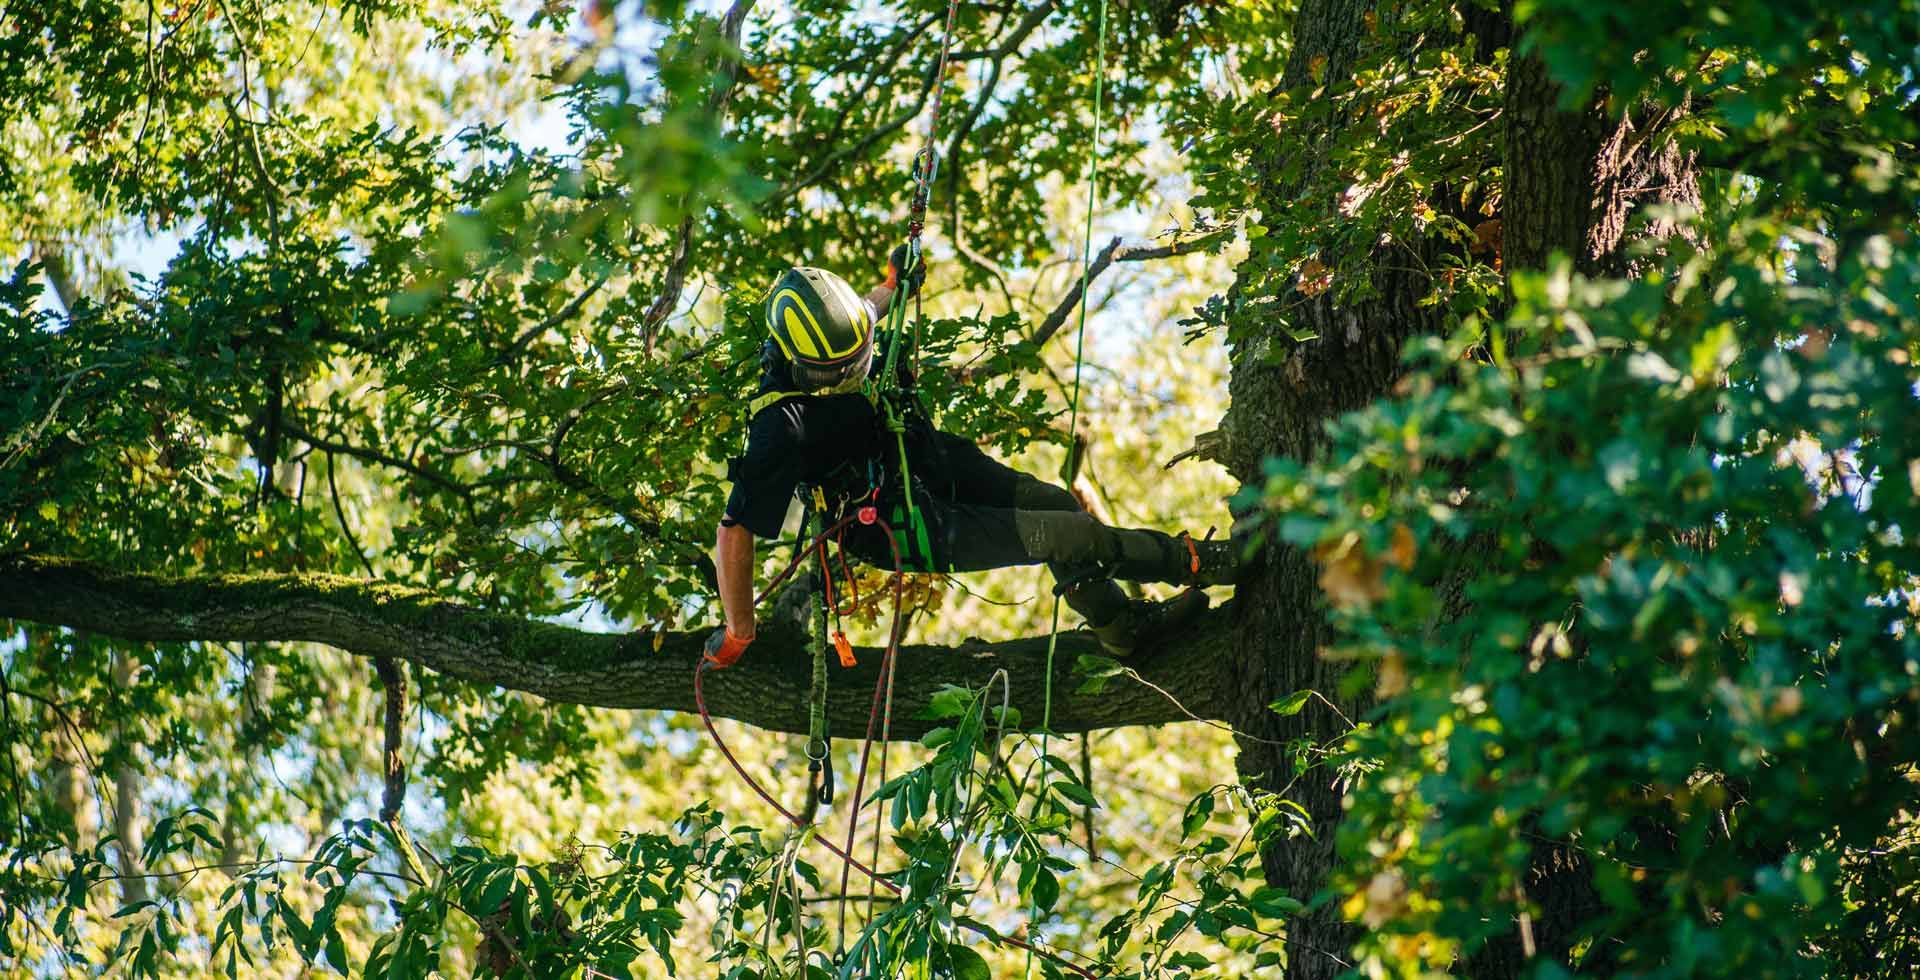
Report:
749,389,802,418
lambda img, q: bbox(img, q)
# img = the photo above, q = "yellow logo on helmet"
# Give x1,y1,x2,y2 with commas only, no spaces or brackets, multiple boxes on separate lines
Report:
769,285,867,363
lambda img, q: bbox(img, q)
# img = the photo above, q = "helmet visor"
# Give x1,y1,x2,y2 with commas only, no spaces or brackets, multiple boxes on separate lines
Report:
790,337,873,393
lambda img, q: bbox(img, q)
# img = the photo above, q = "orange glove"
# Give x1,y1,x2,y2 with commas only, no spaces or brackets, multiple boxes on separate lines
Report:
885,244,926,298
703,626,753,668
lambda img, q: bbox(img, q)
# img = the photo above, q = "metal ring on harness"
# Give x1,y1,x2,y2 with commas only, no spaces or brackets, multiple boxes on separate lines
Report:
806,737,834,807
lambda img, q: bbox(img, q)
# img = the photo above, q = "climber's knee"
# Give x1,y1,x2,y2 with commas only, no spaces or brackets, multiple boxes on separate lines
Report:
1012,508,1109,566
1012,475,1081,514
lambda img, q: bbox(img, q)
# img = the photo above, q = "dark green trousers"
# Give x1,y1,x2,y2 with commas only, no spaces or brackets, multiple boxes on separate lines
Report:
841,432,1188,627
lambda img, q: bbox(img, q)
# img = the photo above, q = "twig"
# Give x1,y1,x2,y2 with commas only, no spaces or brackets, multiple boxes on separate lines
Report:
1030,228,1234,349
501,273,612,365
1078,733,1097,857
1102,662,1290,746
285,421,469,498
790,13,943,190
767,53,944,210
940,1,1056,208
5,685,117,830
324,453,378,579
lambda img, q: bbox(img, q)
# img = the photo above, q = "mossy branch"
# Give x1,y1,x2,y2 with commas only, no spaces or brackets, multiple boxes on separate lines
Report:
0,554,1236,740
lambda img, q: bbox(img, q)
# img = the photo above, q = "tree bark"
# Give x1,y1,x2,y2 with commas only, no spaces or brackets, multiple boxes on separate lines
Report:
0,554,1237,741
1212,0,1702,971
1220,3,1444,976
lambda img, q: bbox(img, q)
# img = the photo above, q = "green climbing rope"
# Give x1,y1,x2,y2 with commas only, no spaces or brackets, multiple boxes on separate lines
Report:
1031,2,1108,974
1041,0,1109,735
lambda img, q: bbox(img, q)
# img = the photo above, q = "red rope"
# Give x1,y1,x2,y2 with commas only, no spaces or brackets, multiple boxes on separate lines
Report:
694,660,897,886
692,514,1095,978
694,513,903,891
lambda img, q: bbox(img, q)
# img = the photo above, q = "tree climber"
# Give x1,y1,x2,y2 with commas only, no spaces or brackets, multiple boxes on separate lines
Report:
704,252,1241,667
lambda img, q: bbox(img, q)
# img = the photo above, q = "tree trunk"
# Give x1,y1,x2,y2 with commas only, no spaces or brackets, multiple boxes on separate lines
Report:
1221,3,1449,975
1219,2,1701,975
1467,43,1701,979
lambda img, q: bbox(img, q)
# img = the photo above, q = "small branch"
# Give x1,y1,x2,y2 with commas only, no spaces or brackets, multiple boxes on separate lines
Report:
282,421,470,498
1030,229,1233,350
638,0,759,346
1078,733,1097,857
375,657,406,823
795,13,943,185
768,49,945,211
501,274,611,365
941,1,1055,206
325,453,378,579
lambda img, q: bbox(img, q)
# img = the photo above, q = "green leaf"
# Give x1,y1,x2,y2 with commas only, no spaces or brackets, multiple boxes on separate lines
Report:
1268,690,1312,716
1029,866,1060,916
323,929,350,975
924,684,974,720
1050,779,1098,809
1182,793,1216,838
1250,886,1304,917
948,943,992,980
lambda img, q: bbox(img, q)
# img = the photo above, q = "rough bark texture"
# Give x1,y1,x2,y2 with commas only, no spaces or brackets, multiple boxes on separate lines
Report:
1220,4,1431,976
0,553,1236,741
1503,50,1609,275
1219,1,1698,974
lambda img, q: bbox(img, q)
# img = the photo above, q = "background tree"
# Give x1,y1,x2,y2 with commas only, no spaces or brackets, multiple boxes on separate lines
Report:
3,0,1917,978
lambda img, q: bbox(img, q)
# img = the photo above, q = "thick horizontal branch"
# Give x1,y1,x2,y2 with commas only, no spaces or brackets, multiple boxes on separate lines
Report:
0,554,1236,741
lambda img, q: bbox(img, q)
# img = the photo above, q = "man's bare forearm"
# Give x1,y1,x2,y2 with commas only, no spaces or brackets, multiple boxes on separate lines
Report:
714,523,757,638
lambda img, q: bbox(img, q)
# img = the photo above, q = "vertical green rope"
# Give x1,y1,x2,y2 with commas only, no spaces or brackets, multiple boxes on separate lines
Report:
805,541,831,820
1031,2,1107,975
1041,0,1108,744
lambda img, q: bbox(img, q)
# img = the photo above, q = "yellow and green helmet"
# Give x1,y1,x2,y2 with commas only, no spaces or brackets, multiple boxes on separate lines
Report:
763,266,874,391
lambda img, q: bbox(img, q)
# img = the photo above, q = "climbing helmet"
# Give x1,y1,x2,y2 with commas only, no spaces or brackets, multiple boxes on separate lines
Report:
763,266,874,391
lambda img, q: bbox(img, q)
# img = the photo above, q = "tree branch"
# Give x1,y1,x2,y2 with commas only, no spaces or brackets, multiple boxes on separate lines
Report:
500,273,610,365
956,227,1236,383
942,0,1055,206
767,47,945,211
0,555,1236,741
1030,230,1234,349
639,0,759,344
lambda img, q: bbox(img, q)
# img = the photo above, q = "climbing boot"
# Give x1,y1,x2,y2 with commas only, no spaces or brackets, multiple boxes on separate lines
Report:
1179,533,1246,587
1109,532,1245,588
1088,589,1210,659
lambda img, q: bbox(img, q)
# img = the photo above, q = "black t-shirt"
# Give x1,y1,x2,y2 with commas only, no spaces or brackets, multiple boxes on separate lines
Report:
723,391,894,538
